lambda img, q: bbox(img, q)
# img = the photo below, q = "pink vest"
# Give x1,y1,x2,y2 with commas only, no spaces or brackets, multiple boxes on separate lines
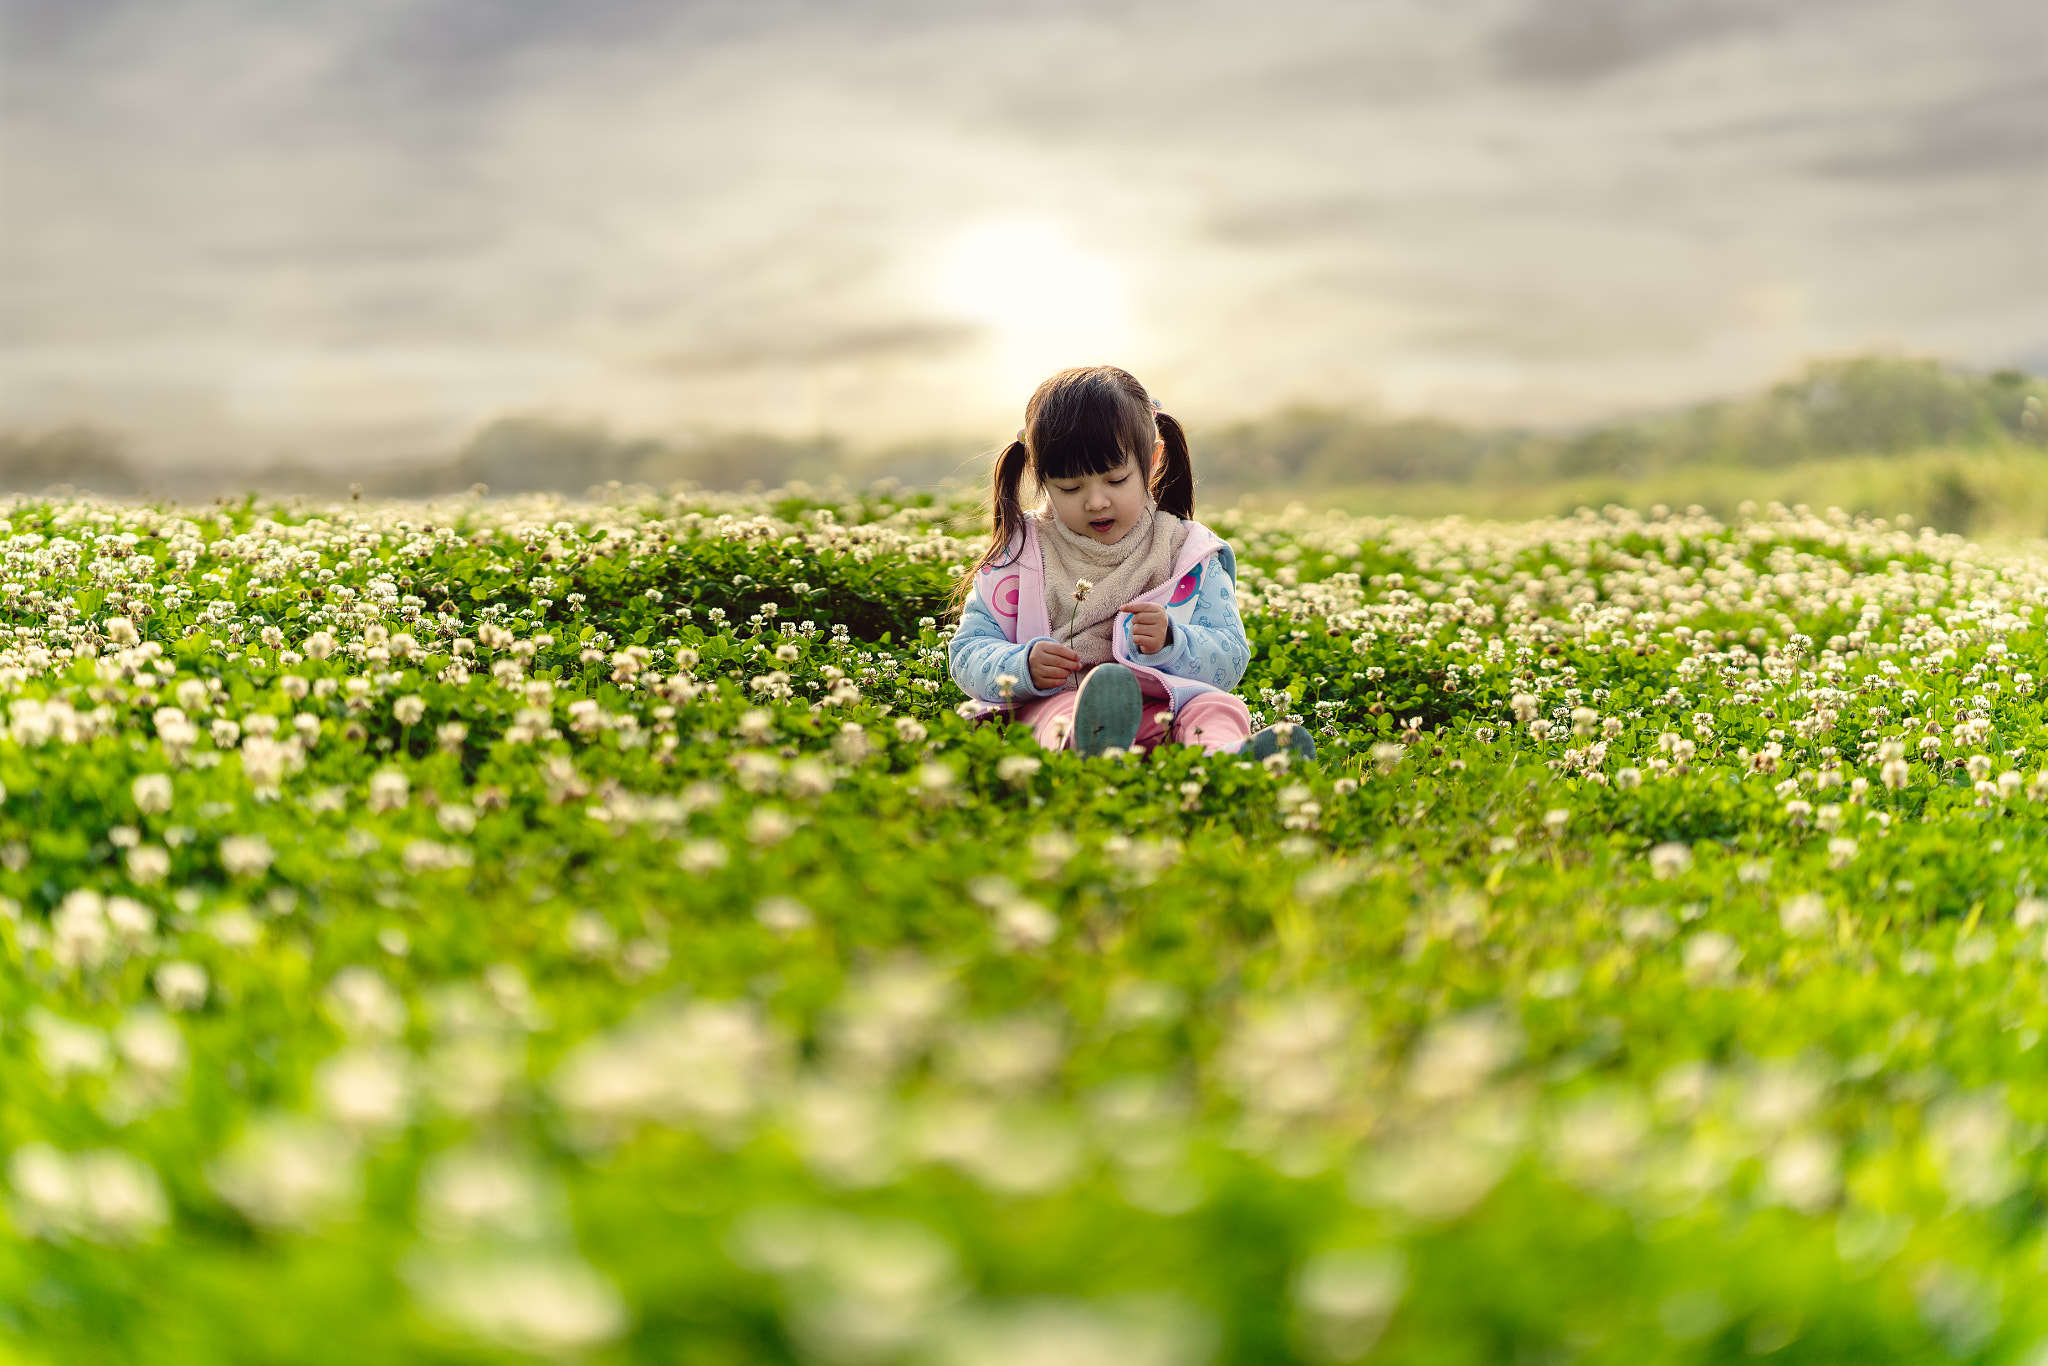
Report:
964,515,1231,717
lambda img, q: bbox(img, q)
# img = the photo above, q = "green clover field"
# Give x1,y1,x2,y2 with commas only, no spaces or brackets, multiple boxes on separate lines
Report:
4,485,2046,1364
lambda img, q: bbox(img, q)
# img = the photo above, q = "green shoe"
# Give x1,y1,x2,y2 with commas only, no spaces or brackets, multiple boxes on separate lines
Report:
1238,720,1317,762
1072,664,1142,756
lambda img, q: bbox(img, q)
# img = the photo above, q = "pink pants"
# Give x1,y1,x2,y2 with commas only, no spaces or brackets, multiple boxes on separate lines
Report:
1014,688,1254,755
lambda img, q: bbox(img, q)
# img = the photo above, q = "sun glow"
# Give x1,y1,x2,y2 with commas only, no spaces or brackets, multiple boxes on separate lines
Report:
932,216,1135,395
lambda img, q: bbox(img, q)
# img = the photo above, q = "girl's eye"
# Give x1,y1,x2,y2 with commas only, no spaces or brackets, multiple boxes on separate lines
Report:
1109,476,1129,485
1056,486,1080,494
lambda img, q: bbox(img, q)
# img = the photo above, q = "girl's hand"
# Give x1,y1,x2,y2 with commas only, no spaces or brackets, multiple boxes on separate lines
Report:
1119,601,1171,654
1028,640,1081,690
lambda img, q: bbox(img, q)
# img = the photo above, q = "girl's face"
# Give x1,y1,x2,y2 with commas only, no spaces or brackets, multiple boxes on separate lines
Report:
1043,439,1161,545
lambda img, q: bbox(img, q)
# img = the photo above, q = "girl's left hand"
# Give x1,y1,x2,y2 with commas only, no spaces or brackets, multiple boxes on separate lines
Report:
1118,601,1171,654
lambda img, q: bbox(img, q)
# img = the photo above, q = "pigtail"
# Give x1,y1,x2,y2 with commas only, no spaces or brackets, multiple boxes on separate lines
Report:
951,438,1031,614
1150,411,1195,519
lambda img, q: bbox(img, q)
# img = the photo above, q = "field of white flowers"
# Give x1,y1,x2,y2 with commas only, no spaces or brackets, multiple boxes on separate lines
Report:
3,484,2046,1364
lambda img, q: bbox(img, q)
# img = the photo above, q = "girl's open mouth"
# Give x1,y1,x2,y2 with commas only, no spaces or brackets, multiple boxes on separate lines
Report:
1089,518,1116,534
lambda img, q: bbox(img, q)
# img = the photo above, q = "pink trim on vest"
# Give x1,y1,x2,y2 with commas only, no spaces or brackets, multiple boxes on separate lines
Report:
966,515,1227,718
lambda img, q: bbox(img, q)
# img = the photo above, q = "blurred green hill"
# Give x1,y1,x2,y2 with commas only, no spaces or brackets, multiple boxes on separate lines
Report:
6,353,2046,534
1200,353,2045,499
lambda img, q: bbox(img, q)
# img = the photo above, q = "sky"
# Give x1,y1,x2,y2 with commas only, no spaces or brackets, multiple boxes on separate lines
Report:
1,0,2044,468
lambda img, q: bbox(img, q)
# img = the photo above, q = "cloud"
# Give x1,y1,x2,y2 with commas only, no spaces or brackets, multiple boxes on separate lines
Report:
1811,77,2048,180
1487,0,1786,84
0,0,2042,461
654,323,981,375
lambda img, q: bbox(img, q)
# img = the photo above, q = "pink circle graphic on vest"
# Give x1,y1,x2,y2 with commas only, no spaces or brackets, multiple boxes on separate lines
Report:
1167,565,1202,607
993,575,1020,618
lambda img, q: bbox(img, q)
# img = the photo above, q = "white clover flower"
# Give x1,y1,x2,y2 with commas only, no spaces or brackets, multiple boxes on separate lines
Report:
316,1046,416,1137
367,768,410,813
154,961,210,1012
402,839,473,875
755,896,814,934
9,1144,169,1244
207,1116,361,1231
746,807,796,845
993,899,1060,953
1407,1011,1521,1102
436,803,478,835
323,965,408,1039
677,839,729,874
1647,842,1693,880
995,754,1043,788
1682,931,1742,984
893,716,929,744
393,695,427,726
565,912,618,961
29,1008,112,1077
1778,893,1829,938
833,723,872,765
1925,1091,2021,1207
1763,1133,1841,1213
304,631,336,660
1292,1247,1406,1362
125,844,171,885
115,1009,186,1078
219,834,274,879
105,895,153,947
132,772,174,814
51,890,111,974
551,999,784,1142
406,1251,630,1355
208,908,262,949
414,1146,563,1244
785,759,834,798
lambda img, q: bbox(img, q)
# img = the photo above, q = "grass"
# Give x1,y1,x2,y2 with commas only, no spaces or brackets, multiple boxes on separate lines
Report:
1246,445,2048,541
0,485,2045,1363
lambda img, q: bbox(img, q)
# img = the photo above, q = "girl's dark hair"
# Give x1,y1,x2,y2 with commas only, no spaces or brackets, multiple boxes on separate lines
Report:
964,366,1194,591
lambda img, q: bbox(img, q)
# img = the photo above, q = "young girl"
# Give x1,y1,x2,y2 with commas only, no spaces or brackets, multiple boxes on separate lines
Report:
950,365,1314,761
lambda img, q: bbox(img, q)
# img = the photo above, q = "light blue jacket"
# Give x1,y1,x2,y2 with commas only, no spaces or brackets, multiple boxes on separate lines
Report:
950,514,1251,713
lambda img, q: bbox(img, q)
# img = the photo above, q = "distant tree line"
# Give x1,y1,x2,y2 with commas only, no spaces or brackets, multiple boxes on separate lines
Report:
2,353,2042,499
1195,355,2047,496
0,426,143,494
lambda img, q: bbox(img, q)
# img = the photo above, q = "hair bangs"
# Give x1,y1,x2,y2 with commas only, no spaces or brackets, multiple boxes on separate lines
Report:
1030,416,1144,483
1023,366,1155,486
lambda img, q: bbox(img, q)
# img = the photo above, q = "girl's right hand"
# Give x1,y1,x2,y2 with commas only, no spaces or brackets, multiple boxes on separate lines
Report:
1027,641,1081,691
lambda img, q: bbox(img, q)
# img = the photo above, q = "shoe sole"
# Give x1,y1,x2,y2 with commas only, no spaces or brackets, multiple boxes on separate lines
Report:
1243,722,1317,762
1072,665,1142,756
